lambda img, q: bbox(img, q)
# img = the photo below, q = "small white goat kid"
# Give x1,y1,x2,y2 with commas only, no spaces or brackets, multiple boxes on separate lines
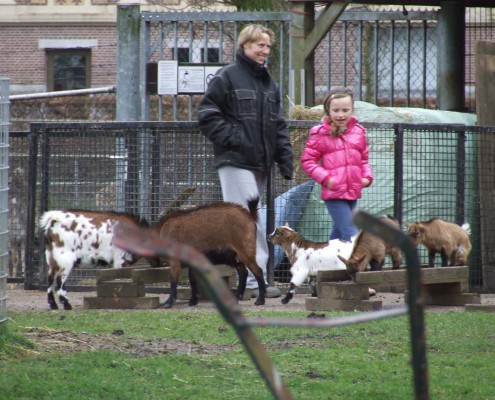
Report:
268,225,356,304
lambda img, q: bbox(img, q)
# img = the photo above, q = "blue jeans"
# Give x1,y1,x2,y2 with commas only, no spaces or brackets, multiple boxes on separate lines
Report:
324,199,358,241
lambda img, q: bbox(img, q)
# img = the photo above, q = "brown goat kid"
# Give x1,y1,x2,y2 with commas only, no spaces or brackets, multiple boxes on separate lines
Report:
407,218,472,268
151,198,266,309
338,215,402,279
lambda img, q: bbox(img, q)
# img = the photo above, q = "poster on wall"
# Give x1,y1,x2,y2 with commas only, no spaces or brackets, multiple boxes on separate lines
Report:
157,60,178,95
157,62,224,95
177,66,205,93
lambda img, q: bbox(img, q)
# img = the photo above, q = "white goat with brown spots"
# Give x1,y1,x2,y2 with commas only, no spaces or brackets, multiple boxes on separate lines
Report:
40,209,150,310
267,224,355,304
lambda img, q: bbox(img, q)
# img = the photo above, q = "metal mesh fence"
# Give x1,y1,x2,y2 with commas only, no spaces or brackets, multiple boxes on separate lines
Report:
466,7,495,111
0,79,9,331
316,13,438,108
12,121,494,293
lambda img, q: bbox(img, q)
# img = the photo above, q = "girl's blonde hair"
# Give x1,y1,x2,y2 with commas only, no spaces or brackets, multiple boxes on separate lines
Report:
237,24,275,50
323,86,354,116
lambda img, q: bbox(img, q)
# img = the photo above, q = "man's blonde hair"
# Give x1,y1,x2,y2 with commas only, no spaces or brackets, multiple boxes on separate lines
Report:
237,24,275,50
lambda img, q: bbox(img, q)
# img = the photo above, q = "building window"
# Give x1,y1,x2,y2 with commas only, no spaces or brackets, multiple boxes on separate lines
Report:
176,48,190,63
201,48,219,63
173,46,220,63
46,49,91,91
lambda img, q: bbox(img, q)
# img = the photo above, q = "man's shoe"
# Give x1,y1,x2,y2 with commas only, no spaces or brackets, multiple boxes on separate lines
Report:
251,286,281,298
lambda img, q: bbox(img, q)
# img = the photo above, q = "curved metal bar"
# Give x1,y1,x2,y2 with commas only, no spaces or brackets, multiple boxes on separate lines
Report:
353,210,429,400
113,222,293,400
113,210,430,400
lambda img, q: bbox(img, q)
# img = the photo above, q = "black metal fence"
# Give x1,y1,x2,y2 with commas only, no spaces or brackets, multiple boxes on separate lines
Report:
8,121,495,292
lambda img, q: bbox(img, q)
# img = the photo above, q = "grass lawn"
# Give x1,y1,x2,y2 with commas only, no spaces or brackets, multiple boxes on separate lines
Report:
1,309,495,399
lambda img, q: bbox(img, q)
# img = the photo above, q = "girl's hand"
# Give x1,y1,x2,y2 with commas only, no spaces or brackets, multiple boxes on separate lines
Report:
326,178,333,189
362,178,371,188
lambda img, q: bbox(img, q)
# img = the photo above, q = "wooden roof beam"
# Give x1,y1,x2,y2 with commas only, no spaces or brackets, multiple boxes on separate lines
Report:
303,0,351,60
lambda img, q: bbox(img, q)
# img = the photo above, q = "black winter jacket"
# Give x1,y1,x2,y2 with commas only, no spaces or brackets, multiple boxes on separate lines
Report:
197,50,293,180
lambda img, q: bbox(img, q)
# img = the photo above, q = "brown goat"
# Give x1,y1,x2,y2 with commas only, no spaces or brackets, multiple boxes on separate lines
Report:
407,218,472,268
151,198,266,309
338,215,402,278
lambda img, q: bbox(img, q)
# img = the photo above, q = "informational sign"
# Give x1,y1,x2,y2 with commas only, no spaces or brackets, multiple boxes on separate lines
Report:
158,60,178,95
178,66,205,93
157,62,224,95
204,66,222,88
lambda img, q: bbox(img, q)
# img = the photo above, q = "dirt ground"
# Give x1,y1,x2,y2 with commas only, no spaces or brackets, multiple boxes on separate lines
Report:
6,285,495,313
5,286,495,357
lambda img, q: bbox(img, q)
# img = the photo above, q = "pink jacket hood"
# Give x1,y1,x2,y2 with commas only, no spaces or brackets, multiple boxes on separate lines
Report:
301,116,373,200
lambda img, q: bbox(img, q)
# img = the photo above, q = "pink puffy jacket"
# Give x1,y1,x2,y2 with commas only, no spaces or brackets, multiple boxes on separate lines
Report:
301,116,373,201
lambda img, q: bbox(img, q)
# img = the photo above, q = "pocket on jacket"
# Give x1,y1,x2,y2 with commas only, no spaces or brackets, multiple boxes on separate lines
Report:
232,89,256,120
267,91,280,121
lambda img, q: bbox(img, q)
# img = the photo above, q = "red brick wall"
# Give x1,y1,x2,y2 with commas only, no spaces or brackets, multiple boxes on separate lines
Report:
1,25,117,89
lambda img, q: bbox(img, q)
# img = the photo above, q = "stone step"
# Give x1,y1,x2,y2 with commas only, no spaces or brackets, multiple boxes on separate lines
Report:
96,280,146,298
132,268,173,284
316,270,353,283
96,267,135,282
318,282,370,300
83,296,160,309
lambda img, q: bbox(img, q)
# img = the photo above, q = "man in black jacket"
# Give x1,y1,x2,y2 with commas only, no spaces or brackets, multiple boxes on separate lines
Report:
198,24,293,298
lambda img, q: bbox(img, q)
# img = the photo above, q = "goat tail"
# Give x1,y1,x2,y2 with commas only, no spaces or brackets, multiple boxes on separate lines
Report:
247,197,260,222
39,210,67,234
461,223,471,235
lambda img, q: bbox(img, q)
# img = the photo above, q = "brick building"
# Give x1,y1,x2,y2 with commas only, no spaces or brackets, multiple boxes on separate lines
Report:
0,0,232,95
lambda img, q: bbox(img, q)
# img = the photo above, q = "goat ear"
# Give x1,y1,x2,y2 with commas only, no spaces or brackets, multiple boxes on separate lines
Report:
284,222,290,227
337,255,347,264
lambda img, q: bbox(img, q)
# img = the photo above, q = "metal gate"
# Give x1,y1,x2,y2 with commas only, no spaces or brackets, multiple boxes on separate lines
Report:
139,11,292,121
137,10,439,122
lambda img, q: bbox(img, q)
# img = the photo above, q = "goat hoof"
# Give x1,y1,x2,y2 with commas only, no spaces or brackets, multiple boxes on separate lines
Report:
63,303,72,310
254,299,265,306
49,303,59,310
160,302,173,309
281,297,290,305
188,300,198,307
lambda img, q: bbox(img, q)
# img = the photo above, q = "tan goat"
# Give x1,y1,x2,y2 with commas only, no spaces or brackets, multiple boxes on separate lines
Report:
407,218,472,268
337,215,402,279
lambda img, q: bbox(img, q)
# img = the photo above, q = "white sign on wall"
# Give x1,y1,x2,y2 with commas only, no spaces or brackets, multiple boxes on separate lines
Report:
157,62,223,95
178,66,205,93
204,66,222,88
158,60,178,95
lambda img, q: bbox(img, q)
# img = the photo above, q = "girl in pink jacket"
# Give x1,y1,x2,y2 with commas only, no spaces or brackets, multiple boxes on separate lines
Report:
301,86,373,241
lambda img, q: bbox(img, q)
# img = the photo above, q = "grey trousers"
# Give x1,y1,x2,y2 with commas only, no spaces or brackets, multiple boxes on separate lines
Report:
218,166,268,289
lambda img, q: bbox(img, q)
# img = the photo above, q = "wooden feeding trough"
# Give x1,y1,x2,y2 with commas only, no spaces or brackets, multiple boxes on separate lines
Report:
83,264,247,309
306,266,481,312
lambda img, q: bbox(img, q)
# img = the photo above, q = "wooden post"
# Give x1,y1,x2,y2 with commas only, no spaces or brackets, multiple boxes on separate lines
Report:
475,40,495,291
290,1,315,107
475,41,495,126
